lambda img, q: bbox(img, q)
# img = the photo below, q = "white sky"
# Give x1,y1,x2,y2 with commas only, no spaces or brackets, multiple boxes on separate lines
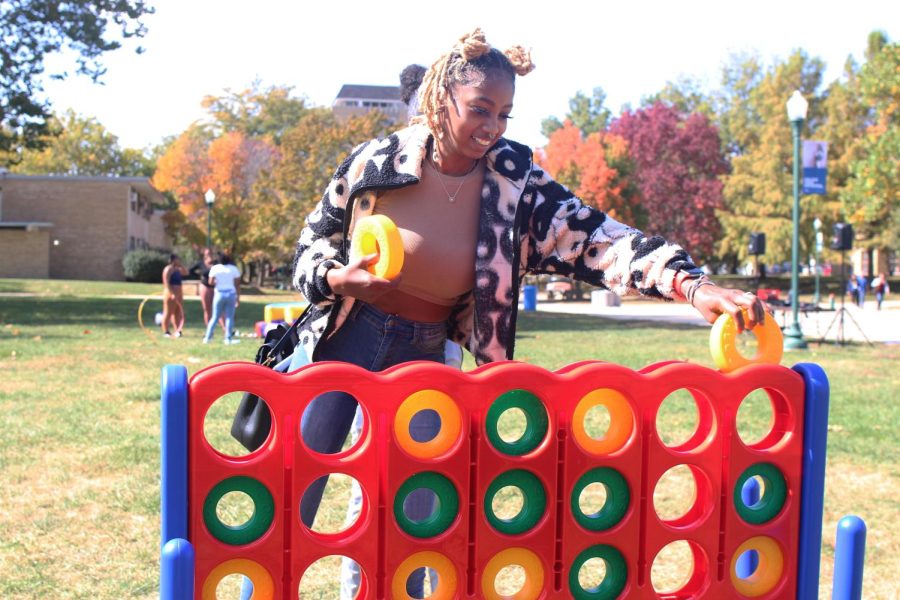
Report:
40,0,899,151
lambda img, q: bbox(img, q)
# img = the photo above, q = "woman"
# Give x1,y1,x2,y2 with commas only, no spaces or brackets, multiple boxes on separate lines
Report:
193,247,217,327
203,254,241,344
872,272,889,310
291,29,764,598
160,253,187,338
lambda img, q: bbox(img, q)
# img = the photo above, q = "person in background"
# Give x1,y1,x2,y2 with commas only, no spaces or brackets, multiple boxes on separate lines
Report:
856,273,867,308
291,29,765,598
160,253,188,338
203,254,241,345
872,272,889,310
192,248,218,327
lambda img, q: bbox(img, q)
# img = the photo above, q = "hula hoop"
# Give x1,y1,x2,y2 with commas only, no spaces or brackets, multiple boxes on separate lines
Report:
137,293,164,339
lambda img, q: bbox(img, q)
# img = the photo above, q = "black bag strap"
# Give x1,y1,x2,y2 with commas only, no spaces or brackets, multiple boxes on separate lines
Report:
258,304,309,367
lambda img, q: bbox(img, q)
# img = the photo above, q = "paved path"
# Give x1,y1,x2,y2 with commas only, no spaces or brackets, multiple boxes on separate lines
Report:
524,297,900,345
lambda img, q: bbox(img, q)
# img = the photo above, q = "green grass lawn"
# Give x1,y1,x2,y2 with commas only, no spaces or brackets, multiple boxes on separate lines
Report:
0,279,896,598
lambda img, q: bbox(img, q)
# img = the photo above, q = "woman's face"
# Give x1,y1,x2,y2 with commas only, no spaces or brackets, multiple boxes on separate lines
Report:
440,71,515,163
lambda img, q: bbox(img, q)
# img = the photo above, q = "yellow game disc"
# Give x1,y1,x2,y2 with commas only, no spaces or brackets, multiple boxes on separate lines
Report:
710,311,783,373
350,214,404,280
571,389,634,455
481,548,545,600
201,559,274,600
391,551,458,599
729,536,784,597
394,389,462,459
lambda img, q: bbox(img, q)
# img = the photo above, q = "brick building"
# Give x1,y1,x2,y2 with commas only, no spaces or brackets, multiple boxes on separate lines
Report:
0,172,170,280
332,84,409,125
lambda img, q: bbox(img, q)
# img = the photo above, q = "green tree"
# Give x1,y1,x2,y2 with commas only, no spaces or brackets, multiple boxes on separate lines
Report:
840,33,899,250
642,76,715,118
541,87,612,138
717,51,827,271
9,109,153,176
0,0,154,158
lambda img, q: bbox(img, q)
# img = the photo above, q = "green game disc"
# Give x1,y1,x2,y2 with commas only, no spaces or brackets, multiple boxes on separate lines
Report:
203,476,274,546
571,467,630,531
733,463,787,524
568,544,628,600
393,471,459,538
485,389,549,456
484,469,547,535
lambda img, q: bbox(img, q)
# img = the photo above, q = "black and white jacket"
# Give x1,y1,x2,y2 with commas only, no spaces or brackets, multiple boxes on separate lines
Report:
292,124,697,365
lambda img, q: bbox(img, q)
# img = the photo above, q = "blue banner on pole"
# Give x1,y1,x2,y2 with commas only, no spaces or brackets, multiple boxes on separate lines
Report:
802,140,828,195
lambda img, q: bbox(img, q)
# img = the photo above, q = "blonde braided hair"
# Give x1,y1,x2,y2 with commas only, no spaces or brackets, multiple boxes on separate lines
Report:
413,28,535,139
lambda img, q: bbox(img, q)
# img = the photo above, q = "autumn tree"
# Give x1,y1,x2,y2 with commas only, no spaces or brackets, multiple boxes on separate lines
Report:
268,108,392,260
642,76,716,119
840,33,899,252
537,120,645,229
716,51,828,270
152,127,279,264
10,109,153,176
201,82,310,145
0,0,154,159
610,102,729,263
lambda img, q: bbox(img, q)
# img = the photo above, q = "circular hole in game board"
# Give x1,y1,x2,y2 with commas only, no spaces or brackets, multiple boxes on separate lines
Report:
583,403,612,441
405,568,441,599
735,548,760,579
215,573,248,599
577,482,609,517
655,389,714,451
402,487,440,524
651,540,708,596
491,485,525,521
410,408,441,443
737,388,791,450
494,564,527,596
578,556,608,592
299,554,366,599
299,392,365,455
216,491,255,528
497,407,528,443
299,473,363,535
653,465,712,526
204,391,271,457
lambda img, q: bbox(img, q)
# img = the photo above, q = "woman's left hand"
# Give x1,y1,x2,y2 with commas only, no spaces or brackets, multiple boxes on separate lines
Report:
691,285,767,332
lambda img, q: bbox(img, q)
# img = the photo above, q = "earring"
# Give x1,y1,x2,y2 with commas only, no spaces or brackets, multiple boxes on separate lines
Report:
432,145,440,164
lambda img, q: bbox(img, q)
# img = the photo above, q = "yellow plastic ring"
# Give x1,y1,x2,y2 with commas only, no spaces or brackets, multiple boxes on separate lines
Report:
481,548,545,600
350,214,404,280
710,311,783,373
729,536,784,597
391,551,458,600
394,390,462,459
201,559,274,600
571,389,634,455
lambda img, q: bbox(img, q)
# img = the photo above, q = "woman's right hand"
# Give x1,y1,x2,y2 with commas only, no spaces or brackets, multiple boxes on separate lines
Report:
326,254,400,303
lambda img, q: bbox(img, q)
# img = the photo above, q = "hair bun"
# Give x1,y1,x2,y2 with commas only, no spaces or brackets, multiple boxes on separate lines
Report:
456,27,491,61
504,45,535,76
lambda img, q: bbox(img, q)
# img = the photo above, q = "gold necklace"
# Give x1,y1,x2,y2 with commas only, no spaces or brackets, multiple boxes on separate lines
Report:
429,156,478,203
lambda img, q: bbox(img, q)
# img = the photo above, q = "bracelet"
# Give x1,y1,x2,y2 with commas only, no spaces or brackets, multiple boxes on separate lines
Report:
686,277,717,306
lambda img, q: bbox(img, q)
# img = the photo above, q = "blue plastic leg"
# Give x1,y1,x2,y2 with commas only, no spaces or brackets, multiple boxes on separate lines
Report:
793,363,830,600
832,516,866,600
161,365,189,546
161,538,194,599
735,477,761,578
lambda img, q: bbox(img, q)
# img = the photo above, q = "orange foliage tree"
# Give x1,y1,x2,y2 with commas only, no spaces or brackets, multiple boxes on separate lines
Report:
537,120,645,229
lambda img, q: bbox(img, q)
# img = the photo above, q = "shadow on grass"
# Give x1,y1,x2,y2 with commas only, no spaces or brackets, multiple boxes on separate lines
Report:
0,296,260,331
516,311,702,334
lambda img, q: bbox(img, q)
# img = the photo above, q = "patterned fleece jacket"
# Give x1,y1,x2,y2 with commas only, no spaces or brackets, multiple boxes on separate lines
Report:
292,124,697,365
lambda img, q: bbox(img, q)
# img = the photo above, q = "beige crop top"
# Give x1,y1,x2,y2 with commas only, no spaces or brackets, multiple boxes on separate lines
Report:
371,159,484,306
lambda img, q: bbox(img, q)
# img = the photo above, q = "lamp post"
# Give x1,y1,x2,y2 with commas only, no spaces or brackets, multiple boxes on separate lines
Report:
204,189,216,249
785,91,808,349
813,217,823,306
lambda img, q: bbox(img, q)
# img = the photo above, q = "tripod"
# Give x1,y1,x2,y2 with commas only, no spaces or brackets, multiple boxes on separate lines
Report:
818,249,873,346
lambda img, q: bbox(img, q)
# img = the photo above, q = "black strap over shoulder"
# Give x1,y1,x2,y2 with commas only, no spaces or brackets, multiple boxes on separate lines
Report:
231,305,310,451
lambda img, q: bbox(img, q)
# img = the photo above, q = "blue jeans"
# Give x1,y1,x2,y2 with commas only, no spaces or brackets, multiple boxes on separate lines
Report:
204,289,236,342
302,302,447,599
